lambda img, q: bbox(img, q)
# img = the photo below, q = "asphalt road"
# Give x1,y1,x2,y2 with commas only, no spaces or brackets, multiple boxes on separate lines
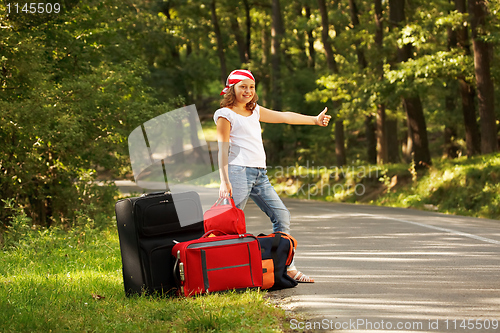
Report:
244,199,500,333
117,181,500,332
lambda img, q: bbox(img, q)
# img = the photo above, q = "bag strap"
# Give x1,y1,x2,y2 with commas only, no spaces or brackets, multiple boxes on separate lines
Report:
213,197,224,206
272,232,296,265
274,231,297,252
271,233,281,253
213,196,236,208
270,234,282,283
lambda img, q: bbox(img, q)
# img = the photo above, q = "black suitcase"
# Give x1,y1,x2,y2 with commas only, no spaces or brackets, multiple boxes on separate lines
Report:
115,191,205,296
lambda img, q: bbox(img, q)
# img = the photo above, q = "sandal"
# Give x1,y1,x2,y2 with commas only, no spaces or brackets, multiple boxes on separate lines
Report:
287,269,315,283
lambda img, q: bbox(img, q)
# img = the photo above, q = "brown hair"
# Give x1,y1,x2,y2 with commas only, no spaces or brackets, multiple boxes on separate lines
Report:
220,85,259,111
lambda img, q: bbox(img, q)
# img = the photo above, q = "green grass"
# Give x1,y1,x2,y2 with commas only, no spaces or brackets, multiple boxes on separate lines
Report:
269,153,500,220
374,154,500,219
0,225,288,332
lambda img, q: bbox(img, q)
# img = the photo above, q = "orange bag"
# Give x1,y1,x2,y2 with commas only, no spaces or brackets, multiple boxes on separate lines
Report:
257,232,298,290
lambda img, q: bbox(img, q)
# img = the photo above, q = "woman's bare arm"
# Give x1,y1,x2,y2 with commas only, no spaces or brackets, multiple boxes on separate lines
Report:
259,106,331,126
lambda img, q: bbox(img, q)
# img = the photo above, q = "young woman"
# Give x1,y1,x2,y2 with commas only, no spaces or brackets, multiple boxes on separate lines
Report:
214,69,331,283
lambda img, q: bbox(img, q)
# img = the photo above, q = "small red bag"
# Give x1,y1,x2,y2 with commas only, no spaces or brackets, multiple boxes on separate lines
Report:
203,198,246,235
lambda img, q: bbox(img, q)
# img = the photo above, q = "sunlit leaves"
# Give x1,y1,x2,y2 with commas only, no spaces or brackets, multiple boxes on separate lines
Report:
435,10,468,30
385,51,474,92
0,0,178,226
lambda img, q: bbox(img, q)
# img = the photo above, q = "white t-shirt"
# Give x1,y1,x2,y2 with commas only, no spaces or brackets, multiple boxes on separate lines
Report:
213,105,266,168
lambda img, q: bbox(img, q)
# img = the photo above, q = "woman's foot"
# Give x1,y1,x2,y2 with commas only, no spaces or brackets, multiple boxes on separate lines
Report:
287,268,315,283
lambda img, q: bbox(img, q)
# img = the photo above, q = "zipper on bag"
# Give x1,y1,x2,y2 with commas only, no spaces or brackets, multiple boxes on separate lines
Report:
186,236,255,249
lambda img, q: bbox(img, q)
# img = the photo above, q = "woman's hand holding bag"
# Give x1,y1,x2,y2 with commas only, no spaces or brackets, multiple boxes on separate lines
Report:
203,197,246,235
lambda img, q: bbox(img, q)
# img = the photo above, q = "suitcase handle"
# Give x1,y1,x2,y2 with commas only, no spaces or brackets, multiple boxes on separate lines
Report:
173,251,181,289
140,191,171,197
201,229,228,238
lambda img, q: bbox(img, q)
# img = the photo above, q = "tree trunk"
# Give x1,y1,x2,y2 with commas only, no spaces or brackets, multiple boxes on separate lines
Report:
317,0,338,73
350,0,376,164
349,0,368,70
261,25,271,107
295,4,309,68
469,0,498,154
376,104,388,163
374,0,388,164
365,115,377,164
459,78,481,155
271,0,284,110
444,125,459,159
386,119,400,163
444,20,459,159
317,0,344,165
243,0,251,61
374,0,384,49
160,1,171,19
210,0,227,84
389,0,432,168
305,5,316,69
230,16,247,64
335,120,346,166
403,97,431,167
455,0,481,157
402,114,413,162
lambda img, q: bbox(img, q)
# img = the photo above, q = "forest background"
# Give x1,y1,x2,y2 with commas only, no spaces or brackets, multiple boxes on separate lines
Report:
1,0,500,230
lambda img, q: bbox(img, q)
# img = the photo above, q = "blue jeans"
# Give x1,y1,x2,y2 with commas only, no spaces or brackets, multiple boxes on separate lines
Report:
229,165,296,269
228,165,291,234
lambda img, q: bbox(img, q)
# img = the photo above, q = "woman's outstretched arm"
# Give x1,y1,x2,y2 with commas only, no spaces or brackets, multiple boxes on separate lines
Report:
259,106,331,126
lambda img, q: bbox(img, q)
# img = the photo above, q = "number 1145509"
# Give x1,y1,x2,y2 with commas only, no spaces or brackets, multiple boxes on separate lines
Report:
444,319,498,330
6,3,61,14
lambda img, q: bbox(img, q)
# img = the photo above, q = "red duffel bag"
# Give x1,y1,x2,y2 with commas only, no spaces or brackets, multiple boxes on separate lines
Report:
203,197,246,235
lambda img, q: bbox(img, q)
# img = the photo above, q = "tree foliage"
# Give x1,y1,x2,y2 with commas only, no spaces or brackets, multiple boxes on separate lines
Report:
1,0,179,227
1,0,499,228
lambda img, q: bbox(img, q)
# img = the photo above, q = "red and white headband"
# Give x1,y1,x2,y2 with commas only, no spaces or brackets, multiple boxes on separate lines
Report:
220,69,255,95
